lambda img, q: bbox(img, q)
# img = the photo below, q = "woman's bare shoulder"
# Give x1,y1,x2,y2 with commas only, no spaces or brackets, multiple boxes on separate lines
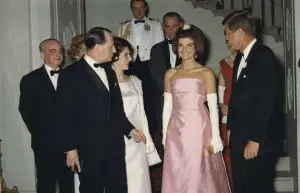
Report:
165,68,178,79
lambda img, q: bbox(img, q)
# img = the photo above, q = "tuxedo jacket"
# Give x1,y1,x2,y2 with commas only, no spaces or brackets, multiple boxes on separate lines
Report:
56,58,134,160
119,17,164,61
147,40,175,128
149,40,176,93
19,66,61,155
227,42,283,154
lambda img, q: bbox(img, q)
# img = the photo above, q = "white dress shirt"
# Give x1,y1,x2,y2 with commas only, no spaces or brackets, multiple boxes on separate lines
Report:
84,55,110,91
168,42,176,68
132,17,146,46
44,64,59,90
237,39,257,79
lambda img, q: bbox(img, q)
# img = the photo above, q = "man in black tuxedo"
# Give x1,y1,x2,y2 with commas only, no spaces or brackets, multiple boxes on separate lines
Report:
148,12,183,152
19,38,74,193
57,27,145,193
225,15,282,193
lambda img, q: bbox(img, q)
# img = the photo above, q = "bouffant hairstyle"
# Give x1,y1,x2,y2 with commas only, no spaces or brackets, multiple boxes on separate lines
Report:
67,34,85,61
172,24,206,63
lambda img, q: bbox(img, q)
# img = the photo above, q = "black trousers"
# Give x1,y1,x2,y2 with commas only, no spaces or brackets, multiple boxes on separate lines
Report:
34,151,74,193
231,150,278,193
78,156,127,193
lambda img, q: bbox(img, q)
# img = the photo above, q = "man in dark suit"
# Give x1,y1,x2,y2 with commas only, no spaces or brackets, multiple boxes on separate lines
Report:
19,38,74,193
57,27,145,193
225,15,282,193
148,12,183,150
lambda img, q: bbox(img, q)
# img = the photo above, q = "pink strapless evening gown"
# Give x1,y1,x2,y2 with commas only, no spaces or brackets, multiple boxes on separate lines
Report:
162,78,230,193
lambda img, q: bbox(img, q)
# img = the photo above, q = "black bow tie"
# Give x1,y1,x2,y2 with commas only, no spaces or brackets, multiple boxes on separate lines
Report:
134,19,145,24
94,61,114,69
167,39,173,44
50,70,60,76
94,63,106,68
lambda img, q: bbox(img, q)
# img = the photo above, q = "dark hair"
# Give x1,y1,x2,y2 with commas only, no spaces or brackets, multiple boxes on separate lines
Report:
226,15,256,37
222,9,249,25
39,38,62,52
84,27,112,50
163,12,184,23
67,34,85,61
173,25,206,63
113,37,134,59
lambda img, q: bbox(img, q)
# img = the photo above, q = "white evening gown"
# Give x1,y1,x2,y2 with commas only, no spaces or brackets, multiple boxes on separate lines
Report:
74,76,161,193
120,75,161,193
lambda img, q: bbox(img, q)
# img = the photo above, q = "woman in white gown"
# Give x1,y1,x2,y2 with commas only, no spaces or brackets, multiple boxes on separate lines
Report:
112,37,161,193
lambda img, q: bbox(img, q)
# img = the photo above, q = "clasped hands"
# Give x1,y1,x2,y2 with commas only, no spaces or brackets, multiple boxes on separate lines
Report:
66,128,146,172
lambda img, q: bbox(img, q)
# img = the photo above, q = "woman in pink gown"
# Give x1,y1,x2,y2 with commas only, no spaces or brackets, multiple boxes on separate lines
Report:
161,24,230,193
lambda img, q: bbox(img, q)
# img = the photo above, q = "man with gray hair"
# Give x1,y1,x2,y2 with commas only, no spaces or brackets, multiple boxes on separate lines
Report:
19,38,74,193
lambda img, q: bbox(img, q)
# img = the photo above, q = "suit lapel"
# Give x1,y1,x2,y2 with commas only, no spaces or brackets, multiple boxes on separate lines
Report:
163,40,171,69
82,58,109,93
235,42,259,83
232,52,243,85
40,66,56,93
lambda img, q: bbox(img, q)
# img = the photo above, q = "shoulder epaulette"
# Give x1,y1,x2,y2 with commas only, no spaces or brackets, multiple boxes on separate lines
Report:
120,20,131,25
149,18,160,22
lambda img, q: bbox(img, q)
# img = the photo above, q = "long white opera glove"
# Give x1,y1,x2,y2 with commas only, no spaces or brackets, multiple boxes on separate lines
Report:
207,93,223,153
162,92,172,147
218,85,225,104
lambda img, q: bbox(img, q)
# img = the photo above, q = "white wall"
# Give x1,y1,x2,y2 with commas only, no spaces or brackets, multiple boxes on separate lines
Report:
0,0,51,192
86,0,283,73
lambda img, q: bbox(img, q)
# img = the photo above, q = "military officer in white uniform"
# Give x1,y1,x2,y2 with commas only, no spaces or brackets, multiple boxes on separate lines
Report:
119,0,164,65
118,0,164,153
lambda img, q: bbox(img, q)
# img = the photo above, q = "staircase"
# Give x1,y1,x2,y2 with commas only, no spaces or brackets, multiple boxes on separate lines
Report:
184,0,283,42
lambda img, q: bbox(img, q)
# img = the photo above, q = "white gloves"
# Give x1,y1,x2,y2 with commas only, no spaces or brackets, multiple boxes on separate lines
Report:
218,85,225,104
162,92,172,147
207,93,223,153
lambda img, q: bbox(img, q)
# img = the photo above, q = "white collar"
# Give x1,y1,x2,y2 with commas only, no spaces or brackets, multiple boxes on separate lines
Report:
132,17,148,23
242,38,257,60
44,64,59,76
84,54,100,69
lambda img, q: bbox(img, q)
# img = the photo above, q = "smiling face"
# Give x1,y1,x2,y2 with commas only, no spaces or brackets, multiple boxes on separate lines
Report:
177,37,196,62
114,47,132,71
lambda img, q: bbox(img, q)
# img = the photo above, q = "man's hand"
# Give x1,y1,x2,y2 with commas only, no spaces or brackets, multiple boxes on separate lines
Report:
244,140,259,160
130,129,146,144
66,149,81,172
220,104,228,116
